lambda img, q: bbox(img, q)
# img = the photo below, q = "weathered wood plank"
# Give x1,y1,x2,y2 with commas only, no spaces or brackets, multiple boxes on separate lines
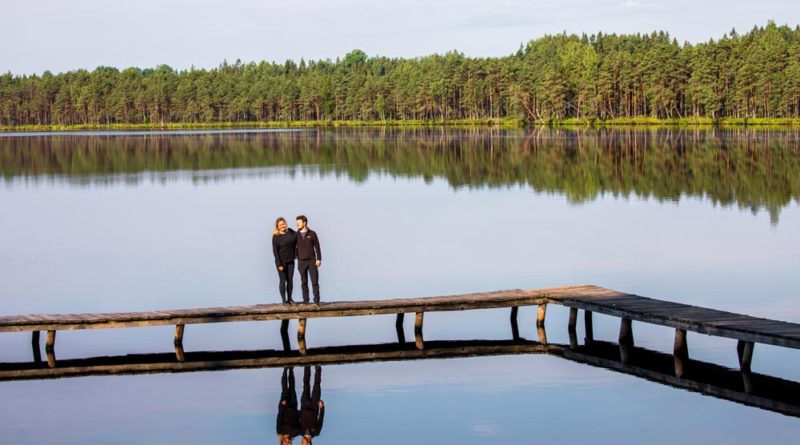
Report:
1,285,798,351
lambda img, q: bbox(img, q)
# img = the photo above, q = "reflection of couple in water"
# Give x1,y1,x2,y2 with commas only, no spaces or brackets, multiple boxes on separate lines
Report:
277,366,325,445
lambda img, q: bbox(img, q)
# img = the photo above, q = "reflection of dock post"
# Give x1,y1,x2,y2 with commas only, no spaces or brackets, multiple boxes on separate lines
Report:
584,311,594,344
741,369,754,394
280,320,291,351
45,330,57,368
673,328,688,377
32,331,42,363
414,312,424,350
737,340,754,371
510,306,520,340
298,319,307,355
396,313,406,344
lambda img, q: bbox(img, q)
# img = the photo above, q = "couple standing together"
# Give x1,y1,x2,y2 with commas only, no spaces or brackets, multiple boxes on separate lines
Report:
272,215,322,305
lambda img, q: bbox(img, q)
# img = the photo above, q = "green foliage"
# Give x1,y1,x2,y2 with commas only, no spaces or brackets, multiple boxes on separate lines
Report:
2,128,798,224
2,23,800,127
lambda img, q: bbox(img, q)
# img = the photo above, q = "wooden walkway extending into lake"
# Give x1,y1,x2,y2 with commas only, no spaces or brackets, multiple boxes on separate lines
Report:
1,285,799,374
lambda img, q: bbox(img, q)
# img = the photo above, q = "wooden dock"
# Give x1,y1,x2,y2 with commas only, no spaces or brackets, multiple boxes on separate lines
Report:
1,285,799,374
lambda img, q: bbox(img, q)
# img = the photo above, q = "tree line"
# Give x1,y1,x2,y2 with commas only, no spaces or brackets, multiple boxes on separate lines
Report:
2,22,800,126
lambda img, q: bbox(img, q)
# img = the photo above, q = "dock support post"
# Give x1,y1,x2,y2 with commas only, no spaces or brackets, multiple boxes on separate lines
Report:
45,330,56,368
737,340,754,371
568,308,578,332
414,312,424,350
298,319,308,355
280,320,291,351
584,311,594,344
510,307,520,340
173,324,185,361
396,313,406,344
45,330,56,351
567,307,578,349
619,318,634,346
536,304,547,327
618,319,634,364
673,328,688,377
174,324,185,346
32,331,42,363
673,329,688,356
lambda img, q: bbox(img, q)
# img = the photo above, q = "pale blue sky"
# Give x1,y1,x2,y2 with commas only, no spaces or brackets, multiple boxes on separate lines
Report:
3,0,800,75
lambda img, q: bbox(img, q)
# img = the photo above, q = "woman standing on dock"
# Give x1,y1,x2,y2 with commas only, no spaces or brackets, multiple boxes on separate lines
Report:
272,217,297,304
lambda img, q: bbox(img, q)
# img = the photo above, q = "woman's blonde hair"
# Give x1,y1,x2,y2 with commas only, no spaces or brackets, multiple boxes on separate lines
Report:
272,217,287,236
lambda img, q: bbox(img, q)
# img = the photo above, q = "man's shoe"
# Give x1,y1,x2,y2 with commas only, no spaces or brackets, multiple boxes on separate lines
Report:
313,300,320,305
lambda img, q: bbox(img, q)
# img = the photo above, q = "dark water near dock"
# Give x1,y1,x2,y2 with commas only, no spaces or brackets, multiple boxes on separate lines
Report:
1,128,799,443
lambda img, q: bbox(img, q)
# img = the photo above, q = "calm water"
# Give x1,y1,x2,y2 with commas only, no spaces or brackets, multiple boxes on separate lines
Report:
1,128,799,443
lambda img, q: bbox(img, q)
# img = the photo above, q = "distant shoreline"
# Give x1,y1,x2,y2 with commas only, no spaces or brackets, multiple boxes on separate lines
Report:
2,117,800,132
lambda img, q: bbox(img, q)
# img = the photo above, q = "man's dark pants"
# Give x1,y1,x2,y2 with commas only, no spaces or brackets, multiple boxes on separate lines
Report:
298,259,320,303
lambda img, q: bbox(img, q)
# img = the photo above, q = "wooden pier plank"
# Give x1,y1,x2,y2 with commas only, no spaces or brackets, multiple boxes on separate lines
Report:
0,285,798,350
548,285,800,349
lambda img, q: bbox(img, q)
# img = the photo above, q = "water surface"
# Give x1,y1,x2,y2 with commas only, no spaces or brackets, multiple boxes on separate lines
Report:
1,128,799,443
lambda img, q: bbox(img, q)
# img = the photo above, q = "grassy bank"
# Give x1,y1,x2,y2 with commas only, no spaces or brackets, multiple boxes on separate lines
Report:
2,117,800,132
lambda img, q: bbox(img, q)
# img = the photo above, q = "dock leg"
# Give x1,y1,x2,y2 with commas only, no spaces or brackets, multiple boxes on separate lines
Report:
280,320,291,351
567,307,578,349
584,311,594,345
673,329,688,357
298,319,307,355
536,304,547,327
510,306,520,341
174,324,185,346
673,328,688,378
32,331,42,363
396,313,406,344
567,308,578,332
737,340,754,371
618,318,634,346
414,312,424,350
45,330,56,368
618,319,634,365
173,324,185,361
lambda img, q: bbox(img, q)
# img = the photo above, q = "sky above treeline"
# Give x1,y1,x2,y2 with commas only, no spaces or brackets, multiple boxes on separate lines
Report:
4,0,800,75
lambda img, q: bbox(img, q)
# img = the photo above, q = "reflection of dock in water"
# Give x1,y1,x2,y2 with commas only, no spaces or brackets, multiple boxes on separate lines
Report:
1,338,799,417
1,285,799,415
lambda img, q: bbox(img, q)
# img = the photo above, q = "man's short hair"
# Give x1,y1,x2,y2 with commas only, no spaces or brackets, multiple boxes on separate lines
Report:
296,215,308,224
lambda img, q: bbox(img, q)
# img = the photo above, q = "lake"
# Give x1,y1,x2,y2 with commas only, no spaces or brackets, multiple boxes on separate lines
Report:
1,128,799,443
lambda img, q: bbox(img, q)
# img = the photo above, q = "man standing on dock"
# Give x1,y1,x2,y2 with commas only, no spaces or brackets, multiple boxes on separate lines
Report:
296,215,322,304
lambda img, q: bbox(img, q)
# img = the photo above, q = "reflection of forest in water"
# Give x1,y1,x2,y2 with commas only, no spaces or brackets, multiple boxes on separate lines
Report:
2,128,799,223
